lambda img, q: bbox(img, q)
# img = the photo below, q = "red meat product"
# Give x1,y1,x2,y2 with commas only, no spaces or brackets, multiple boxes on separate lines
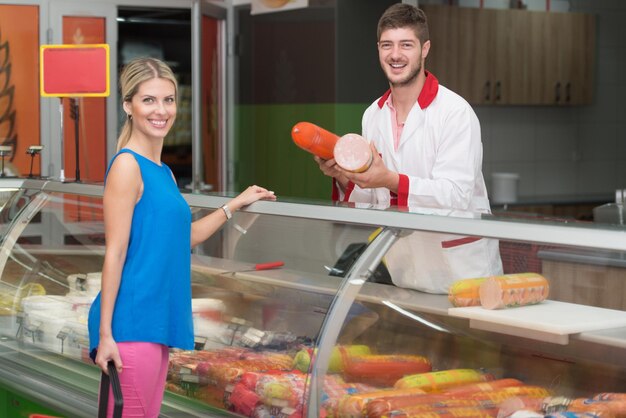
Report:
385,406,498,418
443,379,525,396
335,388,427,418
229,383,261,416
497,396,545,418
343,354,432,386
334,133,373,173
291,121,339,160
367,395,490,418
593,394,626,402
479,273,550,310
321,373,380,416
470,386,551,404
568,398,626,417
448,278,488,307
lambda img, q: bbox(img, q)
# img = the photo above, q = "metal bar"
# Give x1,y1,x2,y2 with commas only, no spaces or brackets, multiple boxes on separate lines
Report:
6,179,626,253
306,227,401,417
191,0,202,193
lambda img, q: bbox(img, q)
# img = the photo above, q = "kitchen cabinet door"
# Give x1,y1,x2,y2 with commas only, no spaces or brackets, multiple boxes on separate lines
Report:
423,5,461,93
553,12,595,105
424,6,595,106
492,9,529,104
427,7,525,105
534,11,595,105
454,7,493,104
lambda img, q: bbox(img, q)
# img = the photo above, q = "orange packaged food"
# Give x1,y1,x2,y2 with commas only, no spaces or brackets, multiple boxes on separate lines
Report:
568,398,626,418
291,121,339,160
335,388,427,418
593,394,626,402
386,406,498,418
448,278,488,307
343,354,432,386
470,386,551,404
367,395,491,418
443,379,524,396
479,273,550,310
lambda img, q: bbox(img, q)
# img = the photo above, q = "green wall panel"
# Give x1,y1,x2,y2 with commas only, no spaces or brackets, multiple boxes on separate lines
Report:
234,103,367,200
0,385,62,418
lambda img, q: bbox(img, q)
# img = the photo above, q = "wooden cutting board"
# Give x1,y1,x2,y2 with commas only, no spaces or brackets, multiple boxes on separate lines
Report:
448,300,626,344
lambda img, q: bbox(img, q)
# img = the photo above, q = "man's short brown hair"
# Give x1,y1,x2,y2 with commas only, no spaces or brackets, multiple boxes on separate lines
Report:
377,3,429,45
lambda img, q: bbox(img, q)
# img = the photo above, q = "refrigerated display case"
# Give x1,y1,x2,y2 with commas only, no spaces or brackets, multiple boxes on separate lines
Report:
0,178,625,418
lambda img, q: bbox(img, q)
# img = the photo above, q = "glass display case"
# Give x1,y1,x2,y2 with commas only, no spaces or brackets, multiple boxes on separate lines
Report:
0,179,625,418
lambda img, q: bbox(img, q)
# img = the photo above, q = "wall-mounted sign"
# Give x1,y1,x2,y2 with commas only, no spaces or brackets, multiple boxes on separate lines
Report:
40,44,110,97
251,0,308,15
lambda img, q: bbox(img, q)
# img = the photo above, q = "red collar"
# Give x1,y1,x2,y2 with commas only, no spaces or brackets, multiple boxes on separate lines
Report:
377,71,439,110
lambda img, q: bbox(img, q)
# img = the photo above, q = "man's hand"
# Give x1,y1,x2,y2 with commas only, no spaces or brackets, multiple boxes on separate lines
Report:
342,143,399,192
314,155,349,189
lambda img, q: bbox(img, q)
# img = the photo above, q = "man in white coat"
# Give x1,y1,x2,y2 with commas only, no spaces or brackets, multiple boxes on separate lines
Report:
315,3,502,294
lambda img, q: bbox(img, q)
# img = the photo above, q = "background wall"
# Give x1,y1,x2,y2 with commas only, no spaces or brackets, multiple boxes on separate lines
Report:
479,0,626,201
233,0,626,205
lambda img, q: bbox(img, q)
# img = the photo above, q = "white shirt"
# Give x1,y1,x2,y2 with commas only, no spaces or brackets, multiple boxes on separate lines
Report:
335,73,503,293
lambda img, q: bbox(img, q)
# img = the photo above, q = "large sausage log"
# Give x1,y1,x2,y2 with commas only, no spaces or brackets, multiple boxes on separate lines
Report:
336,388,427,418
394,369,493,392
343,354,432,386
448,278,488,307
291,121,339,160
442,379,525,396
479,273,550,310
334,133,373,173
292,345,371,373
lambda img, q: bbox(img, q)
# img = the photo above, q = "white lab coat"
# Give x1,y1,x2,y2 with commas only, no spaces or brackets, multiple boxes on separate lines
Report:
337,79,503,294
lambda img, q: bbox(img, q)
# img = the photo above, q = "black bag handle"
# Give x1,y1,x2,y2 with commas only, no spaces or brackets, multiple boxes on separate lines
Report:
98,361,123,418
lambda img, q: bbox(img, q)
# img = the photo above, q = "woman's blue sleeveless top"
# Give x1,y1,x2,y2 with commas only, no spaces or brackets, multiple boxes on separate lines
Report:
88,149,194,357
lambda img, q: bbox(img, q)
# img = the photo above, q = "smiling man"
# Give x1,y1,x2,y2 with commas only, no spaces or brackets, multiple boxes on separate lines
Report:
315,3,502,293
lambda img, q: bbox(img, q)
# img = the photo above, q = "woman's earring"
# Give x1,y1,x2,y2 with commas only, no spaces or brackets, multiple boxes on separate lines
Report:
127,113,132,120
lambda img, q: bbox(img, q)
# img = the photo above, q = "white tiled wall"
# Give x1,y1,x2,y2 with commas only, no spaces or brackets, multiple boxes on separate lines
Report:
477,0,626,201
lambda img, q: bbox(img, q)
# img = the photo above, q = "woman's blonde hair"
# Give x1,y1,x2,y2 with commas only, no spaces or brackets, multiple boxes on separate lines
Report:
116,57,178,151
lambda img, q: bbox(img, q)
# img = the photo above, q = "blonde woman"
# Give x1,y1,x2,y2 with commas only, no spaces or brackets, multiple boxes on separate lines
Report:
88,57,275,417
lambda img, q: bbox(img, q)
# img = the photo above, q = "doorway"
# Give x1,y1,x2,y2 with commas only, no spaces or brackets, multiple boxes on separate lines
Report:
118,6,192,187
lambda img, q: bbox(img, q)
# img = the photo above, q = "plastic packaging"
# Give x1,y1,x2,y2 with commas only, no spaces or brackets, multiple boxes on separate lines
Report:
291,121,339,160
192,298,225,321
479,273,549,310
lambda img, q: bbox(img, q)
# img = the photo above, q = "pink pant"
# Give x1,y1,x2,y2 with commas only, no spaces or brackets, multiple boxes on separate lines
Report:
100,342,169,418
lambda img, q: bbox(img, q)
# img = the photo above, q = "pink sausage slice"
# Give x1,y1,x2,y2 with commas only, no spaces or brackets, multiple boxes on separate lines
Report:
334,134,373,173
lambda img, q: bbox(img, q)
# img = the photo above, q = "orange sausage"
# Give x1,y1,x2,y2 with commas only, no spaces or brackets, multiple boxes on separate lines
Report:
442,379,525,396
384,406,498,418
367,395,484,418
569,398,626,418
336,387,427,418
593,394,626,402
470,386,551,403
343,354,432,387
291,121,339,160
448,278,488,307
479,273,550,310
